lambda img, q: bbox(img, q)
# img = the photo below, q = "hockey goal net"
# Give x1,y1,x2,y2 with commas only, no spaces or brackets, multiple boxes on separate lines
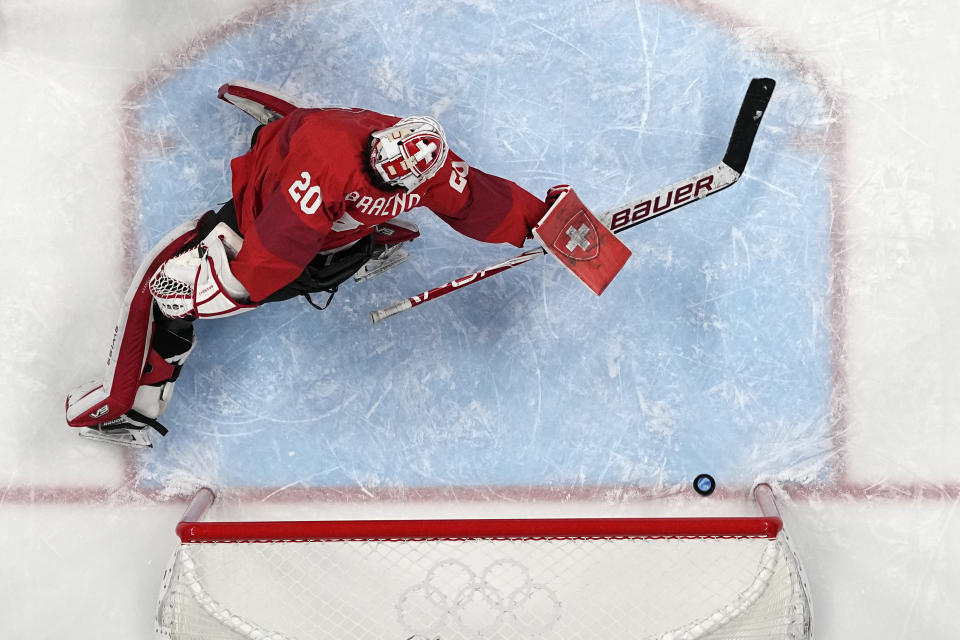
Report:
156,484,811,640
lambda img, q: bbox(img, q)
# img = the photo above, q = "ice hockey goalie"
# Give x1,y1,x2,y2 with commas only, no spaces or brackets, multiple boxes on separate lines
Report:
66,80,562,447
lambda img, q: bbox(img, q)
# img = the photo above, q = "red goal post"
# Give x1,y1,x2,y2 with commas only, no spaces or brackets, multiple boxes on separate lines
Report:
156,484,812,640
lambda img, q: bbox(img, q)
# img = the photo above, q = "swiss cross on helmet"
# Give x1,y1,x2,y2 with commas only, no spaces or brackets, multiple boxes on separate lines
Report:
369,116,449,192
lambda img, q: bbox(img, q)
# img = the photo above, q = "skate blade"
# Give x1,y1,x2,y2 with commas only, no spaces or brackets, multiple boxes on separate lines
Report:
354,248,409,282
78,427,153,449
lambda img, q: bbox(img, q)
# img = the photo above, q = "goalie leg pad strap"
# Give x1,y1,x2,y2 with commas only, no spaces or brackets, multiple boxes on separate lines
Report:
132,312,196,420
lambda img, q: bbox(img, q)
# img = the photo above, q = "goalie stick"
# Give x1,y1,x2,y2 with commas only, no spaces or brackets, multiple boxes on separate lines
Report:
370,77,776,324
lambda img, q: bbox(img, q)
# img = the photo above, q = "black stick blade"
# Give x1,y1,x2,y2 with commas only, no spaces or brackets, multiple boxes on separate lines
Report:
722,77,776,175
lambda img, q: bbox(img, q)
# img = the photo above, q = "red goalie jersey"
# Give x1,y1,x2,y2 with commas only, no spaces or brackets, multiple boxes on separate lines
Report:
229,107,547,302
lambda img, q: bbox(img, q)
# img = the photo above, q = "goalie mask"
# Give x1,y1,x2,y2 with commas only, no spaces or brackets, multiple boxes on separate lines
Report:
369,116,449,192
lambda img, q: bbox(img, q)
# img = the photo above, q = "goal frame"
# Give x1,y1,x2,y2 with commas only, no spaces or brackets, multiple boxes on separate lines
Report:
162,484,811,640
176,483,784,542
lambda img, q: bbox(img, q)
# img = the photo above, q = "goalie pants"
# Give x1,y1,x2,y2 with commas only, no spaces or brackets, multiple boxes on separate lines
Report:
214,199,377,307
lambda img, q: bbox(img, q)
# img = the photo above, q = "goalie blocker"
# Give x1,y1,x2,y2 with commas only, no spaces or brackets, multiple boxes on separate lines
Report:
534,186,632,295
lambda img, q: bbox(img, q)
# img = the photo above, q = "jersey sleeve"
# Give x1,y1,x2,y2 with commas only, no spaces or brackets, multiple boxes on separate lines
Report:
419,151,546,248
229,113,343,302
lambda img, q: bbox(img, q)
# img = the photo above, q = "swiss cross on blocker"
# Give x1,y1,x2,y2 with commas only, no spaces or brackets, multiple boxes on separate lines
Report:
533,187,632,295
564,220,597,256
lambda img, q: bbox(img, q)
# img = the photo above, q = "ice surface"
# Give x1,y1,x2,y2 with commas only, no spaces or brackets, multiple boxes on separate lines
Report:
2,0,959,638
129,1,837,491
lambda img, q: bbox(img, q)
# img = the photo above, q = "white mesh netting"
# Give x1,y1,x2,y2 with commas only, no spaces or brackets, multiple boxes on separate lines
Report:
156,533,811,640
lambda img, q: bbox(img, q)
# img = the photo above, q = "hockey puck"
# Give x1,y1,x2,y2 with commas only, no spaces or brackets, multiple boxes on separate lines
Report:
693,474,716,497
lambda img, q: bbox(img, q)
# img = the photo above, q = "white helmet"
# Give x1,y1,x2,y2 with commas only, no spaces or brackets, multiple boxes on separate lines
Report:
369,116,449,192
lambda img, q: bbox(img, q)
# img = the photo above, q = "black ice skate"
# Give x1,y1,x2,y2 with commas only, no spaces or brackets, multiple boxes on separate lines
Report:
77,410,168,449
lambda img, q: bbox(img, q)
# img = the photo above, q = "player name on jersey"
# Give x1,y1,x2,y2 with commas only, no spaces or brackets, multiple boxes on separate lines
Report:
344,190,422,218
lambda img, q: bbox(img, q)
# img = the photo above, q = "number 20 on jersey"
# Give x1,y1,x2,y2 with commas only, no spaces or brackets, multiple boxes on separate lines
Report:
288,171,323,215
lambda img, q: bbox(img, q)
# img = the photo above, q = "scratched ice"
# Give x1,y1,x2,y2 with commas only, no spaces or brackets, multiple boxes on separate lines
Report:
130,1,837,491
8,2,960,638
